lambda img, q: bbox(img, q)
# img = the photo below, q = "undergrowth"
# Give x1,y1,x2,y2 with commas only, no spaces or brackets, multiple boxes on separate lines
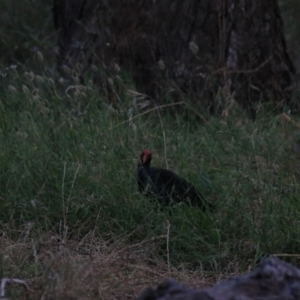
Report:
1,64,300,272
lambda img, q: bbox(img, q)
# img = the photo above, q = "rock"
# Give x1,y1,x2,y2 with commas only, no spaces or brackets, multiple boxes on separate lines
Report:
137,257,300,300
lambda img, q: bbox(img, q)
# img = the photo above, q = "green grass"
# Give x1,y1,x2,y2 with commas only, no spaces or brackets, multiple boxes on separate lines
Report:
1,65,300,275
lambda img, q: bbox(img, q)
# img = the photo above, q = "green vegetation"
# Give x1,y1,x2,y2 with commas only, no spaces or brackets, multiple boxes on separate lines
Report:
1,62,300,267
0,0,300,298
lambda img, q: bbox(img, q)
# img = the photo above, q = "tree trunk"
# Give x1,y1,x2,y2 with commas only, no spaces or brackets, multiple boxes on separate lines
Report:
53,0,296,117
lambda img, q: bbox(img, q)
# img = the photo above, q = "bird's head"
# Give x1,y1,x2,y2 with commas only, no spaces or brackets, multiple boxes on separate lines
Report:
141,149,152,165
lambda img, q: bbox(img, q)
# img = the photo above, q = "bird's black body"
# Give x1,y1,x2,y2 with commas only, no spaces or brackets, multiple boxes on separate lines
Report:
137,150,215,211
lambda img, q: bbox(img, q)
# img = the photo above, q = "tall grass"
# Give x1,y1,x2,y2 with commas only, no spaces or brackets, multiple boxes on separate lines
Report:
0,64,300,274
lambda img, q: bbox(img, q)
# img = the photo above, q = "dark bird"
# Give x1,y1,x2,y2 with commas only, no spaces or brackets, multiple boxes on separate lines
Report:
137,149,215,211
